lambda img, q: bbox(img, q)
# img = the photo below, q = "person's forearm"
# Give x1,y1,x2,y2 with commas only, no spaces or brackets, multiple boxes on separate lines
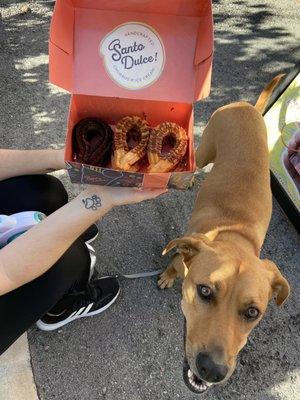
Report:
0,149,65,181
0,187,112,295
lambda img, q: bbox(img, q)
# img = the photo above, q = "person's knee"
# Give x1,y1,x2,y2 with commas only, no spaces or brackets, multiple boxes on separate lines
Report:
20,175,68,215
0,175,68,215
38,175,68,214
44,239,91,294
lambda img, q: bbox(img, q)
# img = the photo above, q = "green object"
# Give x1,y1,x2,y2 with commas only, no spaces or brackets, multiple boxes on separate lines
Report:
34,212,45,223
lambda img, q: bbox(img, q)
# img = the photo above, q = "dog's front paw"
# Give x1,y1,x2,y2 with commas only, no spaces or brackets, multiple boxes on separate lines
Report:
158,269,176,289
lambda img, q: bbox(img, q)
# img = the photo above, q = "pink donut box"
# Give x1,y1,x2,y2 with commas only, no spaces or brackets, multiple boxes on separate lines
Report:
49,0,214,189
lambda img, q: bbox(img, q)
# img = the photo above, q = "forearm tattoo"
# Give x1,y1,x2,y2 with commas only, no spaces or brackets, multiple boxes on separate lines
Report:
82,195,102,211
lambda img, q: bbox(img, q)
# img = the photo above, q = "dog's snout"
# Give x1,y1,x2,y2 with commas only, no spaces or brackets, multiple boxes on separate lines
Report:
196,352,228,383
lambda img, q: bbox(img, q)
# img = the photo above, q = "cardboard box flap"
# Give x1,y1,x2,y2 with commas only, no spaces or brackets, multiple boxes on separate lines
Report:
194,14,214,66
49,0,74,54
49,0,74,91
71,0,211,17
49,0,213,103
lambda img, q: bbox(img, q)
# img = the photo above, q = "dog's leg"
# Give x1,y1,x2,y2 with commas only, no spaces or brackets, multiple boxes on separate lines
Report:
158,254,185,289
195,125,216,168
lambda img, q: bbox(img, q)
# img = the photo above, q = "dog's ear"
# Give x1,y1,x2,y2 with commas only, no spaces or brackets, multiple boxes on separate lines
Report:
263,260,290,306
162,235,211,263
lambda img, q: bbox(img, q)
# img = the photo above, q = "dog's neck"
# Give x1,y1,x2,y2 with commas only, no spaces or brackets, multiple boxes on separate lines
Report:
190,225,261,257
214,230,260,256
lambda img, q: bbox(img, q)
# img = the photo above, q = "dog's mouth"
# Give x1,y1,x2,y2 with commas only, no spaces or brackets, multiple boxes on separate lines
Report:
183,358,212,394
182,319,210,394
182,319,213,394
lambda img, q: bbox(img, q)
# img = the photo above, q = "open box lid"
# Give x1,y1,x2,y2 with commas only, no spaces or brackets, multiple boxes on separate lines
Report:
49,0,213,104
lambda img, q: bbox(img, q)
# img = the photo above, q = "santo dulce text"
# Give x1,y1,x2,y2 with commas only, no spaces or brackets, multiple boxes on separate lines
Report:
108,39,158,70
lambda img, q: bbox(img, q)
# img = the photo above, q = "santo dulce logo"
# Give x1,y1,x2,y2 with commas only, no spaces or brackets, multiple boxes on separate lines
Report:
99,22,165,90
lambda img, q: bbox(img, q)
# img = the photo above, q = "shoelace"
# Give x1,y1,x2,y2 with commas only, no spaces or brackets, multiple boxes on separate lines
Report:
54,283,102,312
70,283,103,309
46,282,103,317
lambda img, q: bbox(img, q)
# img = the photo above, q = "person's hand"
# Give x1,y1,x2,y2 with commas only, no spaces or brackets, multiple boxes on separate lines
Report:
84,186,167,209
101,186,167,207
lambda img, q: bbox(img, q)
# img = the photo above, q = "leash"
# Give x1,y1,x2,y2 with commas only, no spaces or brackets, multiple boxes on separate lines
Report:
112,265,164,279
111,250,184,279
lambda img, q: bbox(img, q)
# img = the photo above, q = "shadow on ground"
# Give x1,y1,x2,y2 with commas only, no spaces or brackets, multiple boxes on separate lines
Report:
0,0,68,149
194,0,299,137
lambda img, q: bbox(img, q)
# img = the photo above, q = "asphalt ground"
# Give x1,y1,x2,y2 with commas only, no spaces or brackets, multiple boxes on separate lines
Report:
0,1,299,399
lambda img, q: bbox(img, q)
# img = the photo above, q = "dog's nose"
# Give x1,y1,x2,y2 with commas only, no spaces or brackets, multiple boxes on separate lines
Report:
196,352,229,383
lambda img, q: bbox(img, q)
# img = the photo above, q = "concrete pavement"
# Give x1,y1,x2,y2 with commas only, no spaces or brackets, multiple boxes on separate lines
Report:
0,334,39,400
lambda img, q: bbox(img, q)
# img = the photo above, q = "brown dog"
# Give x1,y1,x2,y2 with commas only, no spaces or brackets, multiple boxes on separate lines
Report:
158,78,290,394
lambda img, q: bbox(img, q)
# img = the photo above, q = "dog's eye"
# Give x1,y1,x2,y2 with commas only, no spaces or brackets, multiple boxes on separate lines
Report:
197,285,213,301
244,307,260,320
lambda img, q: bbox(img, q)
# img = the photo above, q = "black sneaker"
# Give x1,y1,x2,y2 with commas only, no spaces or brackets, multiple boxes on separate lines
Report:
81,224,99,244
36,277,120,331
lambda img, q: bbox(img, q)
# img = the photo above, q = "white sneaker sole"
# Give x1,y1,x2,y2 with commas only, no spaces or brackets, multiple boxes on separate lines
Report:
36,285,120,332
86,243,96,281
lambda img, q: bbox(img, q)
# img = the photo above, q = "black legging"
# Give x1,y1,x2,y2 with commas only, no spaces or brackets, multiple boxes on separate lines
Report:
0,175,90,355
